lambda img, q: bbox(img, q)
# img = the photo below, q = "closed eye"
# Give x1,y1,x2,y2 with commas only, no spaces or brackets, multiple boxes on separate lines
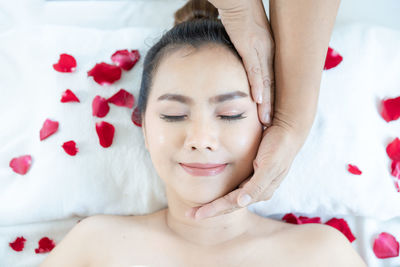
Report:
160,113,246,122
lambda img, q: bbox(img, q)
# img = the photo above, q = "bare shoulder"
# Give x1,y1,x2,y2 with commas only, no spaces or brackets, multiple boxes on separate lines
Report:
292,223,367,267
252,216,366,267
39,215,104,267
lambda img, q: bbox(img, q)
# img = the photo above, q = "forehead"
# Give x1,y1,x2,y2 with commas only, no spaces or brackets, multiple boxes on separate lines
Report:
150,44,249,100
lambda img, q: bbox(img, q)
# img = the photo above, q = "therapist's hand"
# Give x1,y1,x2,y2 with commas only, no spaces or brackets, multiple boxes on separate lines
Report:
209,0,275,125
185,124,303,220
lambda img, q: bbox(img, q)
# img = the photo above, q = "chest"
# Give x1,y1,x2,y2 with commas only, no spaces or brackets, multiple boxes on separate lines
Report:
88,232,283,267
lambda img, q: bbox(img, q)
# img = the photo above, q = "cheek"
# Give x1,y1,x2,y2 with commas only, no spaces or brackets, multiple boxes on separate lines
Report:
222,118,262,167
145,118,182,172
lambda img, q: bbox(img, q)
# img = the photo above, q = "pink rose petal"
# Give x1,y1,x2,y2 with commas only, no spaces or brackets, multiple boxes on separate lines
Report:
324,47,343,70
62,141,78,156
87,62,122,86
61,89,80,103
107,89,134,108
386,137,400,161
373,232,399,259
40,119,59,141
92,95,110,118
325,218,356,243
9,236,26,252
380,96,400,122
9,155,32,175
95,121,115,148
35,237,55,254
53,53,77,73
111,49,140,71
348,164,362,175
131,106,142,127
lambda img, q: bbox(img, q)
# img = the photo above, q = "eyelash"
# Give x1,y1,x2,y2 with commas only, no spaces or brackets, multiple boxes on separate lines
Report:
160,113,246,122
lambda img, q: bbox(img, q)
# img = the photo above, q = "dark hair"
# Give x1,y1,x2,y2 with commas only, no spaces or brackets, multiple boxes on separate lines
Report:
136,0,242,122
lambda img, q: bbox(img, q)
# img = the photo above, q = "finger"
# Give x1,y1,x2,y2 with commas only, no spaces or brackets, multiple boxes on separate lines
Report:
238,176,251,189
237,168,273,207
261,177,282,201
255,45,274,126
192,188,243,220
241,50,264,105
258,81,274,127
185,207,198,218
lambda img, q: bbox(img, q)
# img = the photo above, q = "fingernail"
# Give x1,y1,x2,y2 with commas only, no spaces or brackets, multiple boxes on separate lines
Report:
265,113,271,124
238,194,252,207
257,93,263,104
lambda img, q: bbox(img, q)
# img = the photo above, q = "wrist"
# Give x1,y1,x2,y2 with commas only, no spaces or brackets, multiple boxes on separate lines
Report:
207,0,247,12
269,116,314,150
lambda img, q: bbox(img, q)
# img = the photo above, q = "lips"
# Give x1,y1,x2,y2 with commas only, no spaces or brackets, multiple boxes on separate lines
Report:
179,163,228,176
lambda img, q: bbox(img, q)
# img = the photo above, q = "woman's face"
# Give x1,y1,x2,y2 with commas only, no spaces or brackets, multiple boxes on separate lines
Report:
142,44,263,204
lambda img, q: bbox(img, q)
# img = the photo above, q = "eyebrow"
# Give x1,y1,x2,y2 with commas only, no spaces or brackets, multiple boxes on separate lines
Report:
157,90,248,105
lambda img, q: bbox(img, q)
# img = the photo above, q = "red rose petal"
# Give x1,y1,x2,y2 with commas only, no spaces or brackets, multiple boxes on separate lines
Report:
324,47,343,70
325,218,356,243
61,89,80,103
9,155,32,175
34,237,56,254
87,62,122,86
298,216,322,224
111,49,140,71
386,137,400,161
92,95,110,118
373,232,399,259
62,141,78,156
380,96,400,122
131,106,142,127
107,89,134,108
40,119,59,141
347,164,362,175
282,213,322,224
391,160,400,179
9,236,26,252
95,121,115,148
282,213,302,224
53,53,77,73
394,180,400,192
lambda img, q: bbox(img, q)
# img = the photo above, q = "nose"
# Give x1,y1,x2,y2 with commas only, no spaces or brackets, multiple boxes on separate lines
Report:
183,119,219,152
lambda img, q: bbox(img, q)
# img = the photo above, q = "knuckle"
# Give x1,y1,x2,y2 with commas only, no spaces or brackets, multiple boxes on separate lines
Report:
222,193,236,205
262,76,274,88
222,206,239,215
250,65,262,75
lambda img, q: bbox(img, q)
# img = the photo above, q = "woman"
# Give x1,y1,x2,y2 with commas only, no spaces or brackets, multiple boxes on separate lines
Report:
40,1,366,266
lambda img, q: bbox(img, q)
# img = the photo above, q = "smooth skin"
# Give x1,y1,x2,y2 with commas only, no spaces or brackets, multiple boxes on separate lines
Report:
187,0,342,220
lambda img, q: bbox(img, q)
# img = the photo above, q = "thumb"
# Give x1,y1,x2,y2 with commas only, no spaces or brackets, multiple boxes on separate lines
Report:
236,171,268,207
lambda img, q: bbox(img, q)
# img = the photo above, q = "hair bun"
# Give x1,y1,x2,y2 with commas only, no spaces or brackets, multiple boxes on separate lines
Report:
174,0,219,26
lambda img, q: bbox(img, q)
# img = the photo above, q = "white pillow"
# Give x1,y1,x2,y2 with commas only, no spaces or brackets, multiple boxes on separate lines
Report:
1,22,399,227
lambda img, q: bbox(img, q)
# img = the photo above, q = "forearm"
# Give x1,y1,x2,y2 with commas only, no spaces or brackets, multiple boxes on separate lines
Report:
269,0,341,142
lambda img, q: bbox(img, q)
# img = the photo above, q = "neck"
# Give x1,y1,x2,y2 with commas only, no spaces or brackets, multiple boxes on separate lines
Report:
164,186,253,247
